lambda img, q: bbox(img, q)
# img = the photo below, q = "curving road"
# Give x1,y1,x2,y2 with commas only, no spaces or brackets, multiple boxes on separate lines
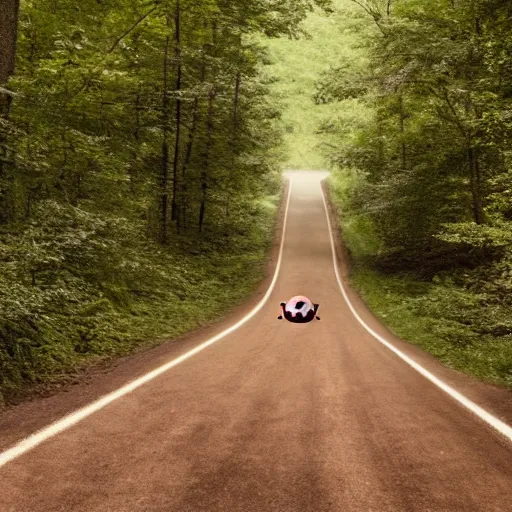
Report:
1,172,511,512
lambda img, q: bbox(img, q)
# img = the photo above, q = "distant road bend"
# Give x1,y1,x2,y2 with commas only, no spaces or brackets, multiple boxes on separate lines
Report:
0,171,511,512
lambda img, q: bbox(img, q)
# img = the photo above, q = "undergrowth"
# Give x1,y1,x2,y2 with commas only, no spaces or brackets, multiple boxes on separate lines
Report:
0,193,281,406
328,171,512,389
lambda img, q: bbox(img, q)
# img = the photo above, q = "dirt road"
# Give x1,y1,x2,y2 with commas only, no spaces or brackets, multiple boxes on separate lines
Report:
1,172,511,512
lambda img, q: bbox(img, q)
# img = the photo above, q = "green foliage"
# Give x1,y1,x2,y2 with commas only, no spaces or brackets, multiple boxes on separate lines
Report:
0,0,323,404
317,0,512,268
350,267,512,387
321,0,512,387
264,3,350,169
0,192,280,404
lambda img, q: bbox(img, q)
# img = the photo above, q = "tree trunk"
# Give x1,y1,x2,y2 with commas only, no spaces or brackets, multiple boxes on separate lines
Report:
199,89,215,233
0,0,20,222
160,20,171,244
128,89,141,194
226,70,241,218
181,97,199,231
375,107,384,172
0,0,19,133
198,182,207,234
468,145,484,225
398,94,407,170
180,46,206,232
0,0,19,100
171,0,181,223
198,23,217,234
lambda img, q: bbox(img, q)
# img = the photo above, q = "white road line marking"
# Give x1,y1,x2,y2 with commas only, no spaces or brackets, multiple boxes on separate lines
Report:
320,180,512,443
0,181,294,469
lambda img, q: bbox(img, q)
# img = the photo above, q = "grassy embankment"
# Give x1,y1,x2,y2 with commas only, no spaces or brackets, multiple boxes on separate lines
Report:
328,171,512,389
0,193,281,406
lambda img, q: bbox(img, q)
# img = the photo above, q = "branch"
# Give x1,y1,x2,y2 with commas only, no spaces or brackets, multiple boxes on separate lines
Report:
427,85,469,139
319,142,340,149
350,0,375,17
0,86,19,97
65,5,160,102
107,6,159,54
349,0,388,36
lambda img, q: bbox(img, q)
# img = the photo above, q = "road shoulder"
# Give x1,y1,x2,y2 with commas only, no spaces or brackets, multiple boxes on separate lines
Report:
322,178,512,428
0,181,291,452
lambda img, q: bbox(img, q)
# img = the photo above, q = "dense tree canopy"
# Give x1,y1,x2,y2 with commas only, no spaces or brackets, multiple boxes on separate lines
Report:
0,0,329,403
320,0,512,270
318,0,512,385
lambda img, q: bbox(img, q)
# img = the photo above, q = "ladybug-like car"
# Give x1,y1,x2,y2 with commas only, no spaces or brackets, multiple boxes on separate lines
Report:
278,295,320,323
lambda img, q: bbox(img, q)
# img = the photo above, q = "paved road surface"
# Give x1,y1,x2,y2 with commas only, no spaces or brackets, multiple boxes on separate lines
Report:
1,172,511,512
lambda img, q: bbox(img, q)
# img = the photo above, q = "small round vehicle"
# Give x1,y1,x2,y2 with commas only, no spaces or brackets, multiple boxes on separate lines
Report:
278,296,320,323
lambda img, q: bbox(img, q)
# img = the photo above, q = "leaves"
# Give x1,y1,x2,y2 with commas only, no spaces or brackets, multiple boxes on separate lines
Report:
0,0,317,402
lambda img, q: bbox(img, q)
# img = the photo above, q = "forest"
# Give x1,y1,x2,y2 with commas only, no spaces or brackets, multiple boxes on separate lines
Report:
0,0,329,404
317,0,512,387
1,0,511,404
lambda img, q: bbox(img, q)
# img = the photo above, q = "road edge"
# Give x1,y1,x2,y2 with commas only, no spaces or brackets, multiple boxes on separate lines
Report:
0,179,292,456
321,178,512,444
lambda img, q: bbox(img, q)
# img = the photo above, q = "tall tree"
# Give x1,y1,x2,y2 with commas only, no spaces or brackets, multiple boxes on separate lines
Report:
0,0,19,95
0,0,20,220
171,0,181,224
